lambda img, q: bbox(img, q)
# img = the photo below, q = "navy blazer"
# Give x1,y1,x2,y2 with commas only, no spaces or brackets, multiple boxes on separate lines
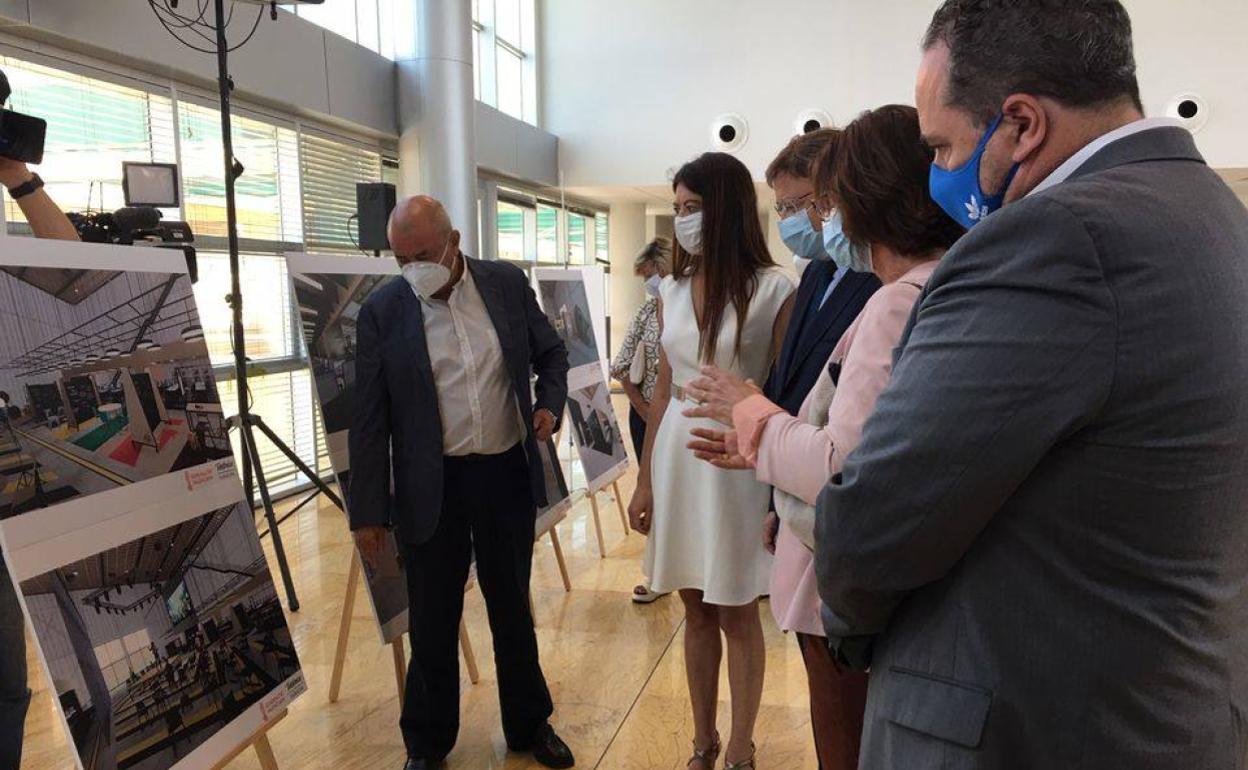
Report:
765,261,880,415
347,257,569,546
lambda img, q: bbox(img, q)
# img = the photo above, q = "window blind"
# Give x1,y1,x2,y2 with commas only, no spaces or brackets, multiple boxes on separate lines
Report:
217,367,321,496
300,132,383,254
0,56,178,226
177,101,303,244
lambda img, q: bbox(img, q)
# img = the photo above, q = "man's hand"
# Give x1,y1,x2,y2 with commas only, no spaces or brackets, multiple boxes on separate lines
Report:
0,159,31,190
353,526,388,575
533,408,557,442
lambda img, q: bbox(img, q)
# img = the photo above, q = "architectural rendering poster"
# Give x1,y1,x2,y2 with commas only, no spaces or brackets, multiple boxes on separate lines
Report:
286,253,408,643
535,436,572,538
534,268,628,491
0,239,304,770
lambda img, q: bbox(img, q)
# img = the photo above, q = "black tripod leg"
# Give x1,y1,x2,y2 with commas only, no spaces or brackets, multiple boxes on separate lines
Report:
250,416,344,511
241,422,300,612
239,424,257,514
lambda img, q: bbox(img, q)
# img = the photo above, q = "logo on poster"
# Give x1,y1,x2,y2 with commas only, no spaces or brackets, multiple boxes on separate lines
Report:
184,465,215,492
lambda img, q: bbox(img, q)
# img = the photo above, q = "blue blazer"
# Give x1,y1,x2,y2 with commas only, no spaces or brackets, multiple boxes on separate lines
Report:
347,257,569,546
765,261,880,415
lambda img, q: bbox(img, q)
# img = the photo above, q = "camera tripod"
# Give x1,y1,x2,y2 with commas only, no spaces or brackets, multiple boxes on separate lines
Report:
206,0,342,612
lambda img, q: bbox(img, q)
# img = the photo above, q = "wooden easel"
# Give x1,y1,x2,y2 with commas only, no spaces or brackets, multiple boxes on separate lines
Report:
586,477,630,558
328,553,482,704
545,525,572,592
208,710,287,770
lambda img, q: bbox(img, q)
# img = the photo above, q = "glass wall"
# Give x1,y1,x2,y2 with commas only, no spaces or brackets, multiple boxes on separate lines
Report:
473,0,538,124
294,0,399,59
1,48,396,495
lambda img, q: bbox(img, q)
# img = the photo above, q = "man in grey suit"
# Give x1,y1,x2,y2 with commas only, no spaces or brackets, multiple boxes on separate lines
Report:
814,1,1248,767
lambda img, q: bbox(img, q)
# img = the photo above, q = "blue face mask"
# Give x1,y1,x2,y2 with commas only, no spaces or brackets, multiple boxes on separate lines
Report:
821,210,867,271
779,210,828,260
928,114,1020,230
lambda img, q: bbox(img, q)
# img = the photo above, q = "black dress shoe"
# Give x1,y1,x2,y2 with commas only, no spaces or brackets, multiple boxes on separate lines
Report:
528,723,575,768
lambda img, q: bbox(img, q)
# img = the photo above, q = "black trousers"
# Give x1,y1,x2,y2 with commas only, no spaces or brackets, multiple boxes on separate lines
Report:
401,443,553,762
0,554,29,770
628,405,647,463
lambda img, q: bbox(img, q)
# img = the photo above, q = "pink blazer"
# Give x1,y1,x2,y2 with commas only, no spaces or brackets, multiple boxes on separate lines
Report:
733,260,937,635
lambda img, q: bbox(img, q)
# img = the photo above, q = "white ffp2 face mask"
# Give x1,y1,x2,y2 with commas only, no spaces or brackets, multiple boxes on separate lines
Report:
674,211,703,256
401,241,454,300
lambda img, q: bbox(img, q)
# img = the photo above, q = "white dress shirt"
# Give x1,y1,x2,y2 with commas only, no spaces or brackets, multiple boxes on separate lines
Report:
417,262,525,456
1028,117,1183,197
818,265,850,311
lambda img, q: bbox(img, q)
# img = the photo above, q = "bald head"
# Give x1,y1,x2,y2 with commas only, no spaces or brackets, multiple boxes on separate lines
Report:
388,195,459,266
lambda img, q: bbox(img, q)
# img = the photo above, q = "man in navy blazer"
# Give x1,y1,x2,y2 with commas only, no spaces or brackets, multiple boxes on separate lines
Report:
763,132,880,419
349,196,573,770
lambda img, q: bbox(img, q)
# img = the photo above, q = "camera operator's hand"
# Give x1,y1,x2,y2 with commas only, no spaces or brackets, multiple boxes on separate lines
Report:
0,158,78,242
0,158,31,189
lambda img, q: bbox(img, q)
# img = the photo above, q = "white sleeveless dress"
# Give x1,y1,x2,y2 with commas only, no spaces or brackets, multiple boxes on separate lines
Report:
644,267,796,606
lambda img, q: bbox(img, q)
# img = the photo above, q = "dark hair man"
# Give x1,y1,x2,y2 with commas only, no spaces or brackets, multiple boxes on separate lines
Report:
348,196,573,770
0,153,79,770
814,2,1248,767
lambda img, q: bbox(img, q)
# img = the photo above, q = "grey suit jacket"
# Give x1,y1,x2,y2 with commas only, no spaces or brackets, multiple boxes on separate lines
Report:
815,127,1248,768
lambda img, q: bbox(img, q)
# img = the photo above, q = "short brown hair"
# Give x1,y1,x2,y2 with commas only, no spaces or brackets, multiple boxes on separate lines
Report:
825,105,963,257
765,128,841,187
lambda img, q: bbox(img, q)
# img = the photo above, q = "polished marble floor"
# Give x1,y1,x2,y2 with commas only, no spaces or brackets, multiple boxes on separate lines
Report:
21,396,819,769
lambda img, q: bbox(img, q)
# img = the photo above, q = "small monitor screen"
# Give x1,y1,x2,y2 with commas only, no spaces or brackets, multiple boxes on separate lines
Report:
166,581,193,626
123,162,180,208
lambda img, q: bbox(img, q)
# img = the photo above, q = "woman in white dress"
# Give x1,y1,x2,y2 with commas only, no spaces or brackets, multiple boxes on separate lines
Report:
628,152,796,769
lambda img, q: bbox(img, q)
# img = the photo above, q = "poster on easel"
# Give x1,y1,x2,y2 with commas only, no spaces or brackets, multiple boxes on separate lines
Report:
534,268,629,492
285,253,409,643
0,240,305,770
535,435,572,538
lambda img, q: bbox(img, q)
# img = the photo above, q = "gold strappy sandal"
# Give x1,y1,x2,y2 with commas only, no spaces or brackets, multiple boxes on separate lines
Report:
723,743,756,769
686,734,721,769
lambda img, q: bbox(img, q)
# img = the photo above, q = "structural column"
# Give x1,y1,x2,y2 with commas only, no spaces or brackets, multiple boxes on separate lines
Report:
608,203,647,358
396,0,479,256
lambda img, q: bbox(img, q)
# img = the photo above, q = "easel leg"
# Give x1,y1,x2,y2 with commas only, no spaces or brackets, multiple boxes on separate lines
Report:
391,636,407,707
253,734,279,770
549,527,572,592
328,552,362,703
459,619,480,684
588,491,607,558
612,479,629,536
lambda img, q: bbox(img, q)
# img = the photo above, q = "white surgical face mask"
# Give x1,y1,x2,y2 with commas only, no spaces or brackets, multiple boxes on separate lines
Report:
674,211,703,256
644,274,662,297
401,240,454,301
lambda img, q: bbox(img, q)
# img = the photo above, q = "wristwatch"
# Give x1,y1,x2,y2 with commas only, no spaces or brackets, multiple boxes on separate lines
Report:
8,172,44,200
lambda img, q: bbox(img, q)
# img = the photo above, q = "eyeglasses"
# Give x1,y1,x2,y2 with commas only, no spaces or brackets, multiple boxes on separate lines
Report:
773,192,815,219
813,196,837,220
673,201,703,217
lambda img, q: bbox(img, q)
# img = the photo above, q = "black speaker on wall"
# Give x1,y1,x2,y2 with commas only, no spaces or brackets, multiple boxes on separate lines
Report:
357,182,396,252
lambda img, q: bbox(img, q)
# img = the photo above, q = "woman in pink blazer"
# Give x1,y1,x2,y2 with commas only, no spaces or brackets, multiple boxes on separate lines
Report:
684,105,963,770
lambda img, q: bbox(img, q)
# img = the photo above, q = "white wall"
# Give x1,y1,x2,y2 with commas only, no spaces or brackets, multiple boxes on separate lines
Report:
0,0,398,137
542,0,1248,189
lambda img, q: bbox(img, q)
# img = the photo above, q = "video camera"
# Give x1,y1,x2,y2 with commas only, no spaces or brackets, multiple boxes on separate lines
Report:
0,68,47,164
68,207,193,246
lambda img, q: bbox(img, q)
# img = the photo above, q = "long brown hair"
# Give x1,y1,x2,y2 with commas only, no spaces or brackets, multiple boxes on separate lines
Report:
672,152,775,363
